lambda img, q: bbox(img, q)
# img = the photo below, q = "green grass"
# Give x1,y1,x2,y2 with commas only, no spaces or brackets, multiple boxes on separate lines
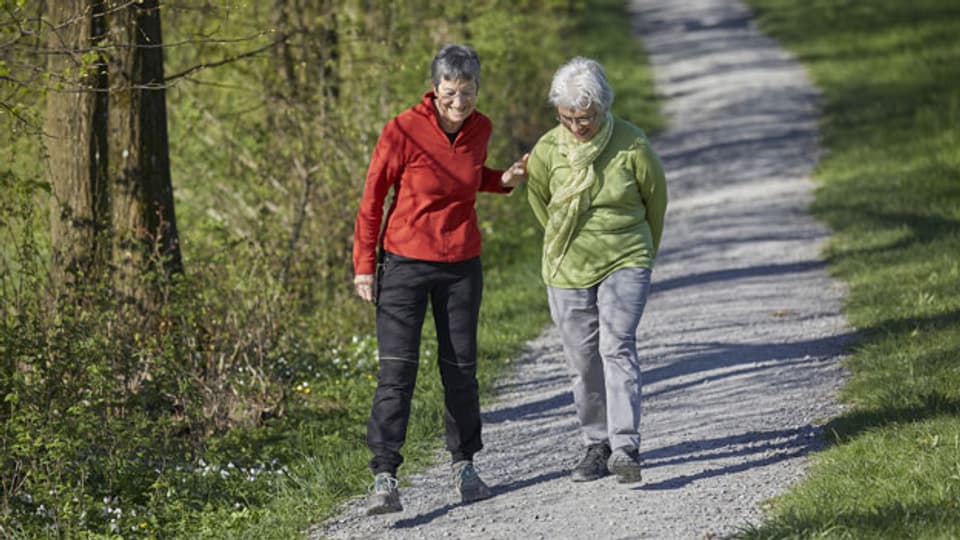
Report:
736,1,960,538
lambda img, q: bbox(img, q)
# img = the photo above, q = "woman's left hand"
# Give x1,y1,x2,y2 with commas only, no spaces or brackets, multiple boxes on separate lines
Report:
501,153,530,188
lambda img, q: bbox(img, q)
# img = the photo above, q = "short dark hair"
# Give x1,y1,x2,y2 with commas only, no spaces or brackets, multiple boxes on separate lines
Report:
430,44,481,89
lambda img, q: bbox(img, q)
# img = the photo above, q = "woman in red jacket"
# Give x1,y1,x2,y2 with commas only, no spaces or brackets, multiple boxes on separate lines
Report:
352,43,527,516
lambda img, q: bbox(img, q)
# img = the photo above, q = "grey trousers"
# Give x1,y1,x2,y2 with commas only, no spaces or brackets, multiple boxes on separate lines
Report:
547,267,652,451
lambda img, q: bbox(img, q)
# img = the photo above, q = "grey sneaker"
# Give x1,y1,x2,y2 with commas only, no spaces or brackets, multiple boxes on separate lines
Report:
607,446,642,484
571,442,611,482
452,460,492,503
366,472,402,515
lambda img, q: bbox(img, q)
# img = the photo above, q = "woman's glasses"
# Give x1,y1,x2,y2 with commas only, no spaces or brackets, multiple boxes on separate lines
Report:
556,111,597,127
437,90,477,103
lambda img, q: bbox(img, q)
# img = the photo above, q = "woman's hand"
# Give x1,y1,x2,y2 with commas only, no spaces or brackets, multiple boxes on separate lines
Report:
354,273,375,303
501,153,530,188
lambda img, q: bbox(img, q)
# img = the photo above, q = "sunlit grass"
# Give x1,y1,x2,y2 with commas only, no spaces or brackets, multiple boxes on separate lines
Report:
737,0,960,537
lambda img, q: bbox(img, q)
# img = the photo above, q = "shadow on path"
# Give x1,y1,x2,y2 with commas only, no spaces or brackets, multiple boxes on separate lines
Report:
483,391,573,425
391,470,570,529
639,425,822,490
642,332,854,394
650,261,828,294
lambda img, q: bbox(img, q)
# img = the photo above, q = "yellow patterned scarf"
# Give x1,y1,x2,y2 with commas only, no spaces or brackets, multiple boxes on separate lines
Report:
543,112,615,278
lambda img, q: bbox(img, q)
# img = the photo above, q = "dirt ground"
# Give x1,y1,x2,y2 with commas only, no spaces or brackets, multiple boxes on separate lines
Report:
312,0,851,538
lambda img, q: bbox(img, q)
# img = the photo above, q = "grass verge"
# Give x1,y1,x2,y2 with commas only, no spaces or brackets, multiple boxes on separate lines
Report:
737,1,960,538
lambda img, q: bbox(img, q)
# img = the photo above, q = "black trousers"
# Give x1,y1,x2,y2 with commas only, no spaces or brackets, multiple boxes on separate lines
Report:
367,251,484,475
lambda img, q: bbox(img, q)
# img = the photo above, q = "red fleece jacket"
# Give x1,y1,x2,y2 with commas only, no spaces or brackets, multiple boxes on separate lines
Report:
352,91,509,275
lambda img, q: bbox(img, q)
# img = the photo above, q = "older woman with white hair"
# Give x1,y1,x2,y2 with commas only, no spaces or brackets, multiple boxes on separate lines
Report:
526,57,667,484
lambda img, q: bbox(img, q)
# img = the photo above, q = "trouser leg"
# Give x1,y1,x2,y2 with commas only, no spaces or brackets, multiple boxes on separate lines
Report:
548,285,607,445
367,253,428,475
597,267,651,450
432,257,484,463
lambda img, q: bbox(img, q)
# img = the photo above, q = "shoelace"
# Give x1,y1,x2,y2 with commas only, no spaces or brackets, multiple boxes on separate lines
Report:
453,463,480,490
371,475,399,494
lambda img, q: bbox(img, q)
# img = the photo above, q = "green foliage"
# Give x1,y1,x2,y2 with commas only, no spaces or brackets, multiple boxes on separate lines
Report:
735,0,960,538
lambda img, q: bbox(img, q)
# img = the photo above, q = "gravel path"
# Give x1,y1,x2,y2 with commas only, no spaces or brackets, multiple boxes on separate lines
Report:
312,1,851,538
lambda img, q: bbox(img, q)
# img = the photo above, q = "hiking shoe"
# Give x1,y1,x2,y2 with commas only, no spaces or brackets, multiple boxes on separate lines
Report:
365,472,402,516
571,441,612,482
452,460,492,503
607,446,643,484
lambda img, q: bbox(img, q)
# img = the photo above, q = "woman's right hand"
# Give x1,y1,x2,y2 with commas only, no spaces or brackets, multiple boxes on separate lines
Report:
354,273,375,303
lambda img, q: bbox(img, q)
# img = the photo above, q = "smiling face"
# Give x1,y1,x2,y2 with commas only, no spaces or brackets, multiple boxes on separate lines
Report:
434,78,478,133
556,105,602,143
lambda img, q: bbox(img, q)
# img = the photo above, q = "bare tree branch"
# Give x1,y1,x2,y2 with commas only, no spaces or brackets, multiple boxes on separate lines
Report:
166,37,280,82
0,100,32,125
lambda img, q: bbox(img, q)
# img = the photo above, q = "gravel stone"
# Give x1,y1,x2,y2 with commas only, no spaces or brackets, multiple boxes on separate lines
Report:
309,1,851,538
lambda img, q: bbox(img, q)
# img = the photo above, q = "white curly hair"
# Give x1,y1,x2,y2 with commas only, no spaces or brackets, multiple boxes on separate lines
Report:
548,57,614,112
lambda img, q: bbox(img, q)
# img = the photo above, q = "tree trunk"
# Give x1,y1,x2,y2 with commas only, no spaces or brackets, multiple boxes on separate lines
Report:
44,0,182,308
106,0,182,307
45,0,110,288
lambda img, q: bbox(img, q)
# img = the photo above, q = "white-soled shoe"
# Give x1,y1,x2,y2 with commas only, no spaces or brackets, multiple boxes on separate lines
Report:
365,472,402,515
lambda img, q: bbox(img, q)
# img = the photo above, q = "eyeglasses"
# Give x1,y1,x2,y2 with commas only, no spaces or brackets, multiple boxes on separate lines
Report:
436,90,477,102
556,111,598,127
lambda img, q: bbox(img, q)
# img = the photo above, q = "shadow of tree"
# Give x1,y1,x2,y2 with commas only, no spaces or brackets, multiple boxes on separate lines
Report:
825,392,960,445
482,390,573,424
639,426,819,491
650,260,829,294
390,470,569,529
